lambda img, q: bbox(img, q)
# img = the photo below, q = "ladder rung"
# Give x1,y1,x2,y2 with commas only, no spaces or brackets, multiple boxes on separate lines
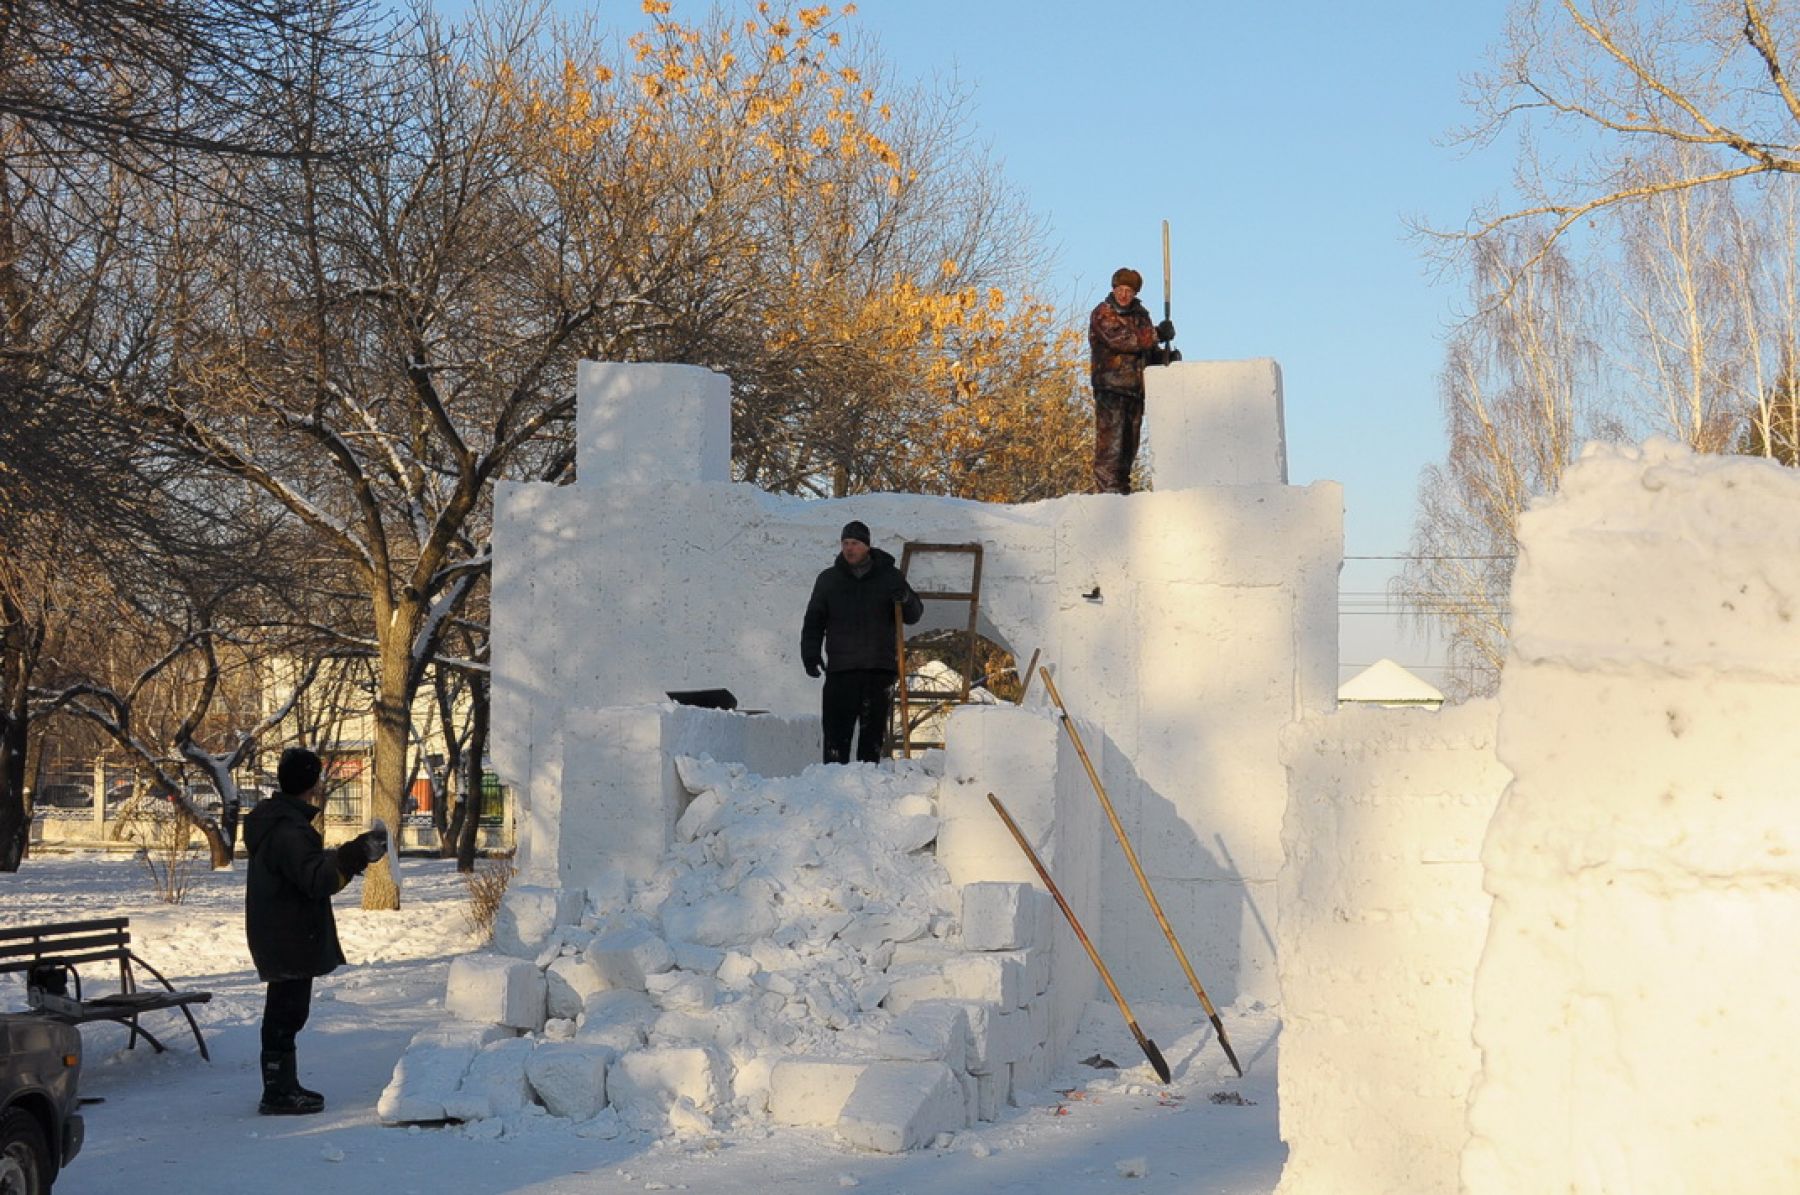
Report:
904,543,982,554
903,693,965,702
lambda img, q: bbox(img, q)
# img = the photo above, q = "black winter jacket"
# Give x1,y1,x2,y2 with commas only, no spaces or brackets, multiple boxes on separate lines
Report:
801,547,924,674
244,792,350,982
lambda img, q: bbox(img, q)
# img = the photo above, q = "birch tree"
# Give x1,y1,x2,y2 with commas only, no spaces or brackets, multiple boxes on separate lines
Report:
1400,232,1603,696
1460,0,1800,268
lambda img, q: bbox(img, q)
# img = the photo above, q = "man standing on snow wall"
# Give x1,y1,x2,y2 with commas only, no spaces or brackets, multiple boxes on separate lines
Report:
1088,266,1176,494
244,747,387,1115
800,521,924,764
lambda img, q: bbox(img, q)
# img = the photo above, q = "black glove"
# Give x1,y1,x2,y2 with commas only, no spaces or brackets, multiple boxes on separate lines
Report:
363,826,389,861
1156,318,1176,342
335,838,370,878
804,656,823,679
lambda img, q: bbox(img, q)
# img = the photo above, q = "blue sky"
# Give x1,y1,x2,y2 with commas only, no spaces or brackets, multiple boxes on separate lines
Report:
849,0,1520,682
545,0,1525,682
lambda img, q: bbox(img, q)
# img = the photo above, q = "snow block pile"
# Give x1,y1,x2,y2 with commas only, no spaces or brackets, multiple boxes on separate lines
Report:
1465,441,1800,1194
1274,700,1508,1195
380,756,1066,1151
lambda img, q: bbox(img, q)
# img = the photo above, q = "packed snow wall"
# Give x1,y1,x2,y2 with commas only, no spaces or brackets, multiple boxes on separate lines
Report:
1464,441,1800,1194
1274,701,1508,1195
491,360,1340,1003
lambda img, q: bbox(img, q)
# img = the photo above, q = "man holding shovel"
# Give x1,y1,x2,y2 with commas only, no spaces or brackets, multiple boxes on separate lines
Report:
1088,266,1176,494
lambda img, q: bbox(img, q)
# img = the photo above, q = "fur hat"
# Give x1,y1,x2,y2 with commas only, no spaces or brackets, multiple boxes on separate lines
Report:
277,747,323,796
1111,267,1143,293
840,520,871,546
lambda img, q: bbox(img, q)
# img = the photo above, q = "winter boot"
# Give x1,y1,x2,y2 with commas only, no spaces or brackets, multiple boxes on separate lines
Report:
259,1049,325,1115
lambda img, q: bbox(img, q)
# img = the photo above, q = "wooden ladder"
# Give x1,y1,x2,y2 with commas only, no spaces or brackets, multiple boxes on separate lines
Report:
893,541,984,756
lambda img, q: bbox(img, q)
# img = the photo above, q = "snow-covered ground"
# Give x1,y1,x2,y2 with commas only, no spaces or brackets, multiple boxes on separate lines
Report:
4,850,1283,1194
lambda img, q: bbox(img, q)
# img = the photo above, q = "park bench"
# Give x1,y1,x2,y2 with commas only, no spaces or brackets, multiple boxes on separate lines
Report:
0,917,213,1061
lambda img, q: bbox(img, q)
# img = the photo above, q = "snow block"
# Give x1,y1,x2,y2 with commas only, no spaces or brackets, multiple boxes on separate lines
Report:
881,969,952,1011
1144,358,1287,486
575,988,655,1053
586,927,675,991
443,1036,535,1121
377,1023,514,1124
942,954,1023,1008
961,882,1034,951
661,890,779,947
975,1069,1005,1122
608,1045,730,1132
768,1057,872,1127
493,883,585,959
869,1003,969,1073
546,953,608,1021
1276,701,1506,1195
1009,1043,1051,1103
526,1041,611,1121
835,1061,966,1154
445,952,547,1031
575,361,731,488
646,969,717,1012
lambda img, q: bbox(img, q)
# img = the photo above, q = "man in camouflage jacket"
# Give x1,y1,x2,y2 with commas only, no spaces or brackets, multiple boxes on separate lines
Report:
1088,266,1175,493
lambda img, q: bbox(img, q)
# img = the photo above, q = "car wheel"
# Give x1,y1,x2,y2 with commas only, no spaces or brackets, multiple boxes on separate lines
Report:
0,1108,49,1195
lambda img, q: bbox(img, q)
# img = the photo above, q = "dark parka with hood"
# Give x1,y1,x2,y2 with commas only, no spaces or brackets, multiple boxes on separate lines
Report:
244,792,350,982
801,547,924,674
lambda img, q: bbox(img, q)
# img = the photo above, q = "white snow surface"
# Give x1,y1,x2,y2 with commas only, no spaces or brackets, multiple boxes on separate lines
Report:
3,849,1281,1195
1465,440,1800,1194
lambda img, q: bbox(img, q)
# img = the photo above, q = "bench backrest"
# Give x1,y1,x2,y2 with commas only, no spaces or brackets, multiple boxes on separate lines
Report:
0,918,131,974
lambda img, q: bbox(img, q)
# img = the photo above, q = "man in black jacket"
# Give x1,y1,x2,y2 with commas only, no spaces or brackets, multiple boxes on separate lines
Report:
244,747,386,1115
801,521,924,764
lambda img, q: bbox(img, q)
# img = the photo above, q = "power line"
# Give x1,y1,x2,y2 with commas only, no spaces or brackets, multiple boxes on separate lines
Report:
1343,554,1512,561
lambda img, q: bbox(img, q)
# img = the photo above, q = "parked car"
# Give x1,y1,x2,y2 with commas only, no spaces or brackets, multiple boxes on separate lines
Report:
0,1012,83,1194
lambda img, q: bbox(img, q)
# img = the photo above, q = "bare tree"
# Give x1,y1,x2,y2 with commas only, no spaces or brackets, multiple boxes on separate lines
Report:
1452,0,1800,273
1399,231,1605,696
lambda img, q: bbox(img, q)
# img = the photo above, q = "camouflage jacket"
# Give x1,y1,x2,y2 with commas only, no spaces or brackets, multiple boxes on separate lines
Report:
1088,294,1157,396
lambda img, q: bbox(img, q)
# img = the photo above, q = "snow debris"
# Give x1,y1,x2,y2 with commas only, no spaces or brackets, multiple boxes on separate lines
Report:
386,758,1069,1148
1115,1156,1148,1178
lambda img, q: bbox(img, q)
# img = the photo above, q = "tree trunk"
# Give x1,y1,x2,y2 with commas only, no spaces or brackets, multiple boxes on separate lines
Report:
456,675,488,873
361,620,416,909
0,705,28,873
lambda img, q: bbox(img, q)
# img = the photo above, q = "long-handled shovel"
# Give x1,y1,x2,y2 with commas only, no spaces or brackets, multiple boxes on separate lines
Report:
987,792,1171,1084
1038,666,1244,1077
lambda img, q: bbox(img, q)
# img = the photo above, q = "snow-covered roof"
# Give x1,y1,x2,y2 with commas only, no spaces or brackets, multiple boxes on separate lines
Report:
1337,658,1444,708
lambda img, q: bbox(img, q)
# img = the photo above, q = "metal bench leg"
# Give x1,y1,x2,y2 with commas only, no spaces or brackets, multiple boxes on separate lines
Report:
177,1003,210,1062
122,1016,169,1055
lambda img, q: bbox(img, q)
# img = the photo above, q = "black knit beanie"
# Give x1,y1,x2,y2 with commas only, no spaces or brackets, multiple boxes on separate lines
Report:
277,747,323,796
840,521,871,545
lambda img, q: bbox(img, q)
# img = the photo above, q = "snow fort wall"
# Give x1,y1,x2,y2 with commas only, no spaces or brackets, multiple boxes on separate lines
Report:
491,359,1340,1002
1463,440,1800,1195
1274,700,1507,1195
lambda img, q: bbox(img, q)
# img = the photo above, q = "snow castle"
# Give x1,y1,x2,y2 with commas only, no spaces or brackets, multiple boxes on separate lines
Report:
488,358,1339,1011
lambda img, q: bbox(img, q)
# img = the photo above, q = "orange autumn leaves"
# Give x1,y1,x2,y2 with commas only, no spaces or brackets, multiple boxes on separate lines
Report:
476,0,1087,502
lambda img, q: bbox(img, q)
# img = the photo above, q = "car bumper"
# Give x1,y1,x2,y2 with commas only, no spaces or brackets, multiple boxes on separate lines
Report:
62,1112,83,1166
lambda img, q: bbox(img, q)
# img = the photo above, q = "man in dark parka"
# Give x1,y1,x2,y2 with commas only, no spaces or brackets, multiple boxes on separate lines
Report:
244,747,385,1115
801,521,924,764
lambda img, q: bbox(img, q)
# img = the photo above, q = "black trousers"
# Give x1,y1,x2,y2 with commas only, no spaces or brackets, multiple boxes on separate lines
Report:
821,669,897,764
261,977,313,1053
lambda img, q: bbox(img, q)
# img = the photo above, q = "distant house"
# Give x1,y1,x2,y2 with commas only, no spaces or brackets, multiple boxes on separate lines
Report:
1337,658,1445,710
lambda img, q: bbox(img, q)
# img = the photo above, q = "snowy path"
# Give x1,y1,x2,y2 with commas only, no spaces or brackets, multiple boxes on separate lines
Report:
4,851,1283,1195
